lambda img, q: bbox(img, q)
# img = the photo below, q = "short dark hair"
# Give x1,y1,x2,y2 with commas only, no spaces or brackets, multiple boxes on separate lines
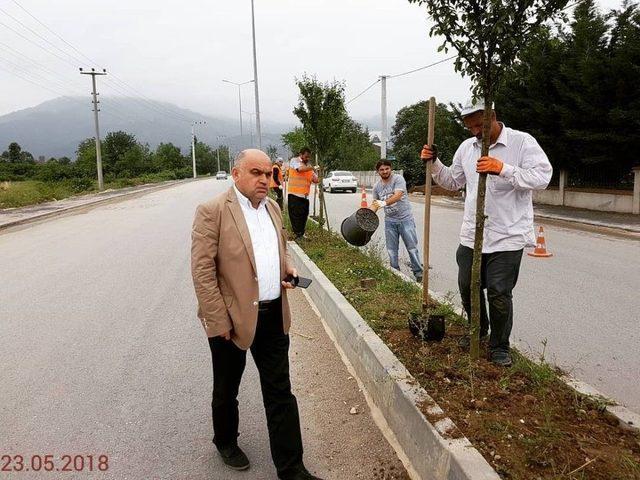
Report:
375,159,392,171
299,147,311,155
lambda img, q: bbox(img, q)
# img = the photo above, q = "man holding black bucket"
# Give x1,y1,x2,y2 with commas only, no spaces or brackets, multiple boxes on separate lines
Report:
287,147,318,240
371,159,424,283
420,98,552,367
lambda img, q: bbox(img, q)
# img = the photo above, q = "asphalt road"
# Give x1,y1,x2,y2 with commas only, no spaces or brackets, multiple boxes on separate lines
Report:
0,179,407,480
318,187,640,412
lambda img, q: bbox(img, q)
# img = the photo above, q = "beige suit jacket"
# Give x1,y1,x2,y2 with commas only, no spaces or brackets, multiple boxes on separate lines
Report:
191,186,293,350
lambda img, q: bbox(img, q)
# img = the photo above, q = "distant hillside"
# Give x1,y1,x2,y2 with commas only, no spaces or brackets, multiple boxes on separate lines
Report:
0,97,292,159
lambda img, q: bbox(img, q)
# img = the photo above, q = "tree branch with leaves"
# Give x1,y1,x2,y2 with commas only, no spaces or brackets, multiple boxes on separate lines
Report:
408,0,569,360
293,75,348,226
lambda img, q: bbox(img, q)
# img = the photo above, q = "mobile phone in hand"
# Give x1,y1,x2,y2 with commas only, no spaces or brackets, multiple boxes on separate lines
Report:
283,274,312,289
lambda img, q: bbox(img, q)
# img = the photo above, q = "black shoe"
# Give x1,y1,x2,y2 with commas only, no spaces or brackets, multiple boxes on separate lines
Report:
415,274,423,283
280,467,323,480
458,334,488,348
218,445,250,471
490,350,513,367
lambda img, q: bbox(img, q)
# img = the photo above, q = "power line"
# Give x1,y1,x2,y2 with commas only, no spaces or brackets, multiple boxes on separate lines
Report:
346,55,457,106
346,79,380,105
0,40,84,88
0,54,77,93
0,64,128,123
0,7,86,67
0,19,76,67
0,4,193,125
108,75,194,123
9,0,102,68
388,55,457,79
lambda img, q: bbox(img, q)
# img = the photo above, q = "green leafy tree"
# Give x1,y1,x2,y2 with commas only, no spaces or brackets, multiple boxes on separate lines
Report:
194,142,216,175
266,145,278,160
7,142,22,163
392,101,467,187
496,0,640,187
37,157,75,182
75,138,98,178
115,144,146,178
281,128,307,158
293,75,348,224
409,0,569,359
325,118,379,172
155,143,185,171
102,131,138,177
214,145,231,172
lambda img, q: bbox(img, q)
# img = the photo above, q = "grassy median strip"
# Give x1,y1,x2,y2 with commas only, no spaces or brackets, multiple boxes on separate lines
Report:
293,220,640,480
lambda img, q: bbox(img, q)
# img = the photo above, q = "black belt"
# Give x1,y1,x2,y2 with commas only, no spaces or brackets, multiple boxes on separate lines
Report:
258,297,281,308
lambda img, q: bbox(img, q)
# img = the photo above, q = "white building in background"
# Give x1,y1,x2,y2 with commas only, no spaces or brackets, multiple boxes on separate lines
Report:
369,131,382,150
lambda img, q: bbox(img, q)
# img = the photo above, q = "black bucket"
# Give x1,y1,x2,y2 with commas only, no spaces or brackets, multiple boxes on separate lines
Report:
409,312,445,342
341,208,380,246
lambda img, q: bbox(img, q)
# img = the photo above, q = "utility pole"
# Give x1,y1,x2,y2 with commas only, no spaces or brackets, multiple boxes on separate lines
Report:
216,135,226,172
191,121,206,178
250,0,262,149
243,111,255,147
222,79,254,148
380,75,388,160
80,68,107,190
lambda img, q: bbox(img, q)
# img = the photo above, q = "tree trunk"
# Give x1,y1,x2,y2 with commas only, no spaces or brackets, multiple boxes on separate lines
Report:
313,152,318,219
423,97,436,311
469,94,494,361
318,170,325,226
322,186,330,232
316,152,325,226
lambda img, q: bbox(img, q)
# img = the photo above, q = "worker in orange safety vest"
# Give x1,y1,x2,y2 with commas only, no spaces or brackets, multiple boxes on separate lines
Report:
287,147,318,239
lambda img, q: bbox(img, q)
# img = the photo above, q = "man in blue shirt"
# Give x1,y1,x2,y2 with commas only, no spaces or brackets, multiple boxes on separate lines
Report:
372,159,423,282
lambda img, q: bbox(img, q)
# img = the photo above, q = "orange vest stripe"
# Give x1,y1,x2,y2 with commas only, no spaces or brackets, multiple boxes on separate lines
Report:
287,167,313,196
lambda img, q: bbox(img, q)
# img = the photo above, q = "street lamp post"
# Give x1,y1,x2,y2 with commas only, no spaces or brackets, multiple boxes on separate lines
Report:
222,79,254,149
250,0,262,149
242,111,256,147
191,120,206,178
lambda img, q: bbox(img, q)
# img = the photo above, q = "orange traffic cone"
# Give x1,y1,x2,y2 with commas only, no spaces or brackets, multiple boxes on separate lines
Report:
527,226,553,258
360,186,368,208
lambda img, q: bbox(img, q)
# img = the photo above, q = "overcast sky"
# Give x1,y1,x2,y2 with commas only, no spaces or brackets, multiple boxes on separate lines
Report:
0,0,625,127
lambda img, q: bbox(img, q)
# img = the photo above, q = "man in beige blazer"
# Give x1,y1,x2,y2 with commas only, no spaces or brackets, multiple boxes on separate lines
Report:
191,149,322,480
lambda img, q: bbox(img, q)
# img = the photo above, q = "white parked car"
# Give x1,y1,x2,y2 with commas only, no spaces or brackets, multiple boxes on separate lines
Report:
216,171,227,180
322,171,358,193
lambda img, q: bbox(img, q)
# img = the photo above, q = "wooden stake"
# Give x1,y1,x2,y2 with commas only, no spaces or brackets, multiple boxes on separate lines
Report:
422,97,436,311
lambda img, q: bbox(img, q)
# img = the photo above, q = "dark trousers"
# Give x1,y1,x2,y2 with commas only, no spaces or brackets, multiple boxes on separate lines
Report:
287,194,309,237
208,298,304,478
456,244,523,353
271,187,283,210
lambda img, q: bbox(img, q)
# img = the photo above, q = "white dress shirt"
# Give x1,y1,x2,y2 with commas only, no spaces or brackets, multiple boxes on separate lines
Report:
432,125,553,253
233,186,281,301
289,156,301,171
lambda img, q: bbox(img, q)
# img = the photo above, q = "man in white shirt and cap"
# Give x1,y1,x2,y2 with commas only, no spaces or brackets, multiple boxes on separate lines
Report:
420,98,552,367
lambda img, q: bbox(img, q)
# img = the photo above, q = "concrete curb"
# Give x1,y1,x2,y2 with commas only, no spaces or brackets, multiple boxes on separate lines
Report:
289,242,501,480
0,178,202,231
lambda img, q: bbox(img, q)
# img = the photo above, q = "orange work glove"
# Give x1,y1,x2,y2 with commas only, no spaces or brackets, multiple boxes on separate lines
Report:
420,144,438,162
476,156,503,175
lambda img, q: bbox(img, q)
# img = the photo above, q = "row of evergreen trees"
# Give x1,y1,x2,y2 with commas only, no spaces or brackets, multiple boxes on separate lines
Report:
390,1,640,189
496,0,640,188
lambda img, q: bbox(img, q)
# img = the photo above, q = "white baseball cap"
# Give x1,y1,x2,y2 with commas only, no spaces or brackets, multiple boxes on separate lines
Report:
460,98,495,118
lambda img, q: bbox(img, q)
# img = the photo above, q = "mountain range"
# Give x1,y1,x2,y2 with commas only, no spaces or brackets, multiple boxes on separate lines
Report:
0,96,294,160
